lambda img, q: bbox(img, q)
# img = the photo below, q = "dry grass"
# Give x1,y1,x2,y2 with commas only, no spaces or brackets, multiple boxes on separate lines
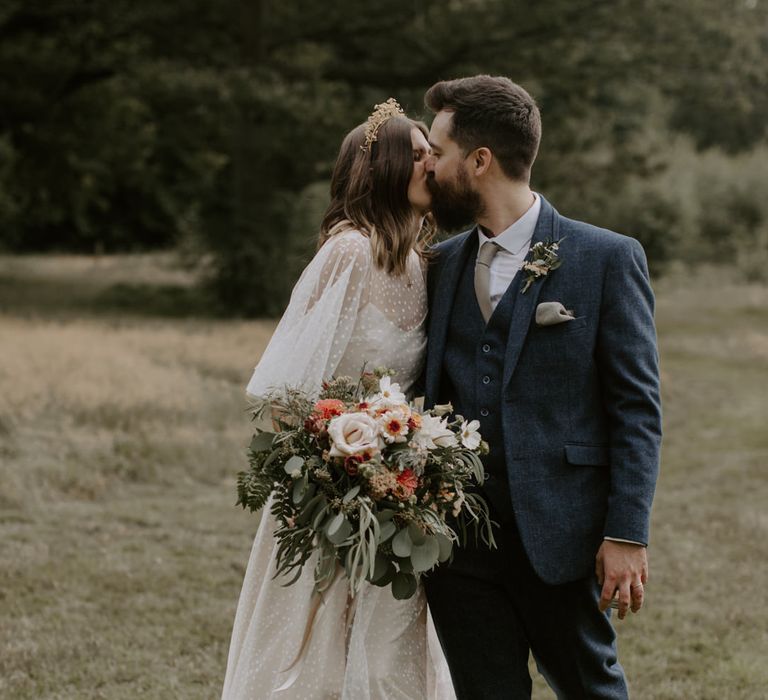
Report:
1,257,767,699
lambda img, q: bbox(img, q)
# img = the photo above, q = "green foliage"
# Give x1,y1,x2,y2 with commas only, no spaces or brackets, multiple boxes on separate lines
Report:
0,0,236,251
1,0,766,307
595,134,768,278
236,441,277,514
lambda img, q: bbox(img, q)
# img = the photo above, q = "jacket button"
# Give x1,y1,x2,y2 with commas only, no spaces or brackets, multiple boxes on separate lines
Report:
480,408,489,417
482,344,491,353
482,375,491,384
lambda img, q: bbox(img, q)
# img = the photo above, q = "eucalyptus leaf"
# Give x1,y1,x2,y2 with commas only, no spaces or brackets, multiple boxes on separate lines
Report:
378,520,396,544
376,509,397,523
391,572,418,600
411,536,440,572
370,553,390,582
397,557,414,574
250,431,276,453
296,493,323,526
283,455,304,475
408,521,427,546
311,501,329,530
391,527,412,557
263,448,281,468
370,556,396,586
327,518,352,545
342,485,361,503
371,565,396,587
292,478,306,504
326,511,346,537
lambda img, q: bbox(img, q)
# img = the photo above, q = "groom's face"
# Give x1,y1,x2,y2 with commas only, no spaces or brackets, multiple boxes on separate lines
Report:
426,111,484,231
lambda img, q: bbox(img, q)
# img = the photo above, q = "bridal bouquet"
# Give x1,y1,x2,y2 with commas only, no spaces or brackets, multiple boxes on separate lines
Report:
237,369,496,600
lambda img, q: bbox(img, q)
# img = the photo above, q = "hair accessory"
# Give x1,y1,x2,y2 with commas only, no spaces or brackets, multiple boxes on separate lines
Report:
361,98,404,152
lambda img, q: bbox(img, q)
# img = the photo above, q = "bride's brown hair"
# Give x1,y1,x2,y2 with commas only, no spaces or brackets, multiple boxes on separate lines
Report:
318,116,433,275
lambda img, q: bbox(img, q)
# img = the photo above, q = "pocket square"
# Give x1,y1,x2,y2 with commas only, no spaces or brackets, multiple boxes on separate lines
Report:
535,301,576,326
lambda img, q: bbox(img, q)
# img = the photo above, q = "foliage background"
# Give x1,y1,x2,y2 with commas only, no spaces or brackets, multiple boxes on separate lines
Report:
1,0,767,314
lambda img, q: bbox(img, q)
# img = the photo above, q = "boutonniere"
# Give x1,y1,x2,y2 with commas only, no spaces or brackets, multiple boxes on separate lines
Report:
521,238,565,294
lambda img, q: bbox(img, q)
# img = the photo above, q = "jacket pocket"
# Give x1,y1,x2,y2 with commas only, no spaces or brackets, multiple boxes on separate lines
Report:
564,443,610,467
534,315,587,335
562,315,588,333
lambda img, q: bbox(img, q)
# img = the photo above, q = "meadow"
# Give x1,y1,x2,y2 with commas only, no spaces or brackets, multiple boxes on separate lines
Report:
1,255,766,699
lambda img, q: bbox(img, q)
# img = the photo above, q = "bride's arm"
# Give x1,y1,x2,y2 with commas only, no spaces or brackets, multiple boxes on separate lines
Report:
246,232,372,400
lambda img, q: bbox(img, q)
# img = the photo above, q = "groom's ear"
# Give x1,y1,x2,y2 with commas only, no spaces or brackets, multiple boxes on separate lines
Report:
470,147,493,177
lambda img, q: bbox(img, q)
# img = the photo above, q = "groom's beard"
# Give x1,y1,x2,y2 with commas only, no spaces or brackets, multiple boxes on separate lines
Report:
427,165,484,232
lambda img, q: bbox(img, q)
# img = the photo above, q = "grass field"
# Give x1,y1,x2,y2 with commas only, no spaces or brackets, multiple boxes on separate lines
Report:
1,254,767,699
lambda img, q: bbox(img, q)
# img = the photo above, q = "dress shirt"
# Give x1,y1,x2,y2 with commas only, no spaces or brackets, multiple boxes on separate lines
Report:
476,193,541,313
475,192,643,549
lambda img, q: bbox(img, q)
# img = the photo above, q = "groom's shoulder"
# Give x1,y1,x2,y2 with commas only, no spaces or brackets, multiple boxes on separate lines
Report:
430,229,473,263
434,229,473,253
558,213,645,260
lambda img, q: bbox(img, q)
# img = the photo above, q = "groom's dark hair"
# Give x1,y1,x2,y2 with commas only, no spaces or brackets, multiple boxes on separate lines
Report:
425,75,541,182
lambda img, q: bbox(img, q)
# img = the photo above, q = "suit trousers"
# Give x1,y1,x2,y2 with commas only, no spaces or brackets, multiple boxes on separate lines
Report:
425,511,629,700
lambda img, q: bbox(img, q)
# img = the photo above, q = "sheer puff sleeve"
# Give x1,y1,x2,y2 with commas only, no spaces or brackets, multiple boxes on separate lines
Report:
246,231,371,399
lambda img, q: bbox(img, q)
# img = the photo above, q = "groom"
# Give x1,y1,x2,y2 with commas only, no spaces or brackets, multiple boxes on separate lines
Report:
421,75,662,698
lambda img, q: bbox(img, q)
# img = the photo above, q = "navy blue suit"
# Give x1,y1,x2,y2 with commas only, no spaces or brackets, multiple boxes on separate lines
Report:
423,197,662,698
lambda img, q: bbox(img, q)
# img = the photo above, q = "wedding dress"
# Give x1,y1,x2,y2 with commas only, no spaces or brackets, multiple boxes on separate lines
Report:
222,229,456,700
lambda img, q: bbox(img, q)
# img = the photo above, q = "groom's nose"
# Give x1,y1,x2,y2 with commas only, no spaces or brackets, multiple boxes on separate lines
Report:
424,154,436,173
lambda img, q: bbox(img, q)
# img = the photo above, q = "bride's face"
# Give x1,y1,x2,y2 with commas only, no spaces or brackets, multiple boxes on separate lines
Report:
407,127,432,216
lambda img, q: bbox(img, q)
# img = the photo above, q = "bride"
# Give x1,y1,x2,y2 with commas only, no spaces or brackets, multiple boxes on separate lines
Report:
221,100,456,699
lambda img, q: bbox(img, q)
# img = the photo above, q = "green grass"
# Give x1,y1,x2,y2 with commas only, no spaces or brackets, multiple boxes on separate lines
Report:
1,257,767,699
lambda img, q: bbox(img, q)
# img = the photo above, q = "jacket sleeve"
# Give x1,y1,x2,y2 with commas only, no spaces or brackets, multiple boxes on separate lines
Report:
596,237,662,545
246,232,370,399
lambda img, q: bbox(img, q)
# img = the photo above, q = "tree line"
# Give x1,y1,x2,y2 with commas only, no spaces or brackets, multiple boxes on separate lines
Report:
1,0,766,314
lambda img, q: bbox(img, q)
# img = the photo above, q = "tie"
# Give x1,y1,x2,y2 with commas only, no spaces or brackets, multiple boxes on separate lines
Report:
474,240,500,323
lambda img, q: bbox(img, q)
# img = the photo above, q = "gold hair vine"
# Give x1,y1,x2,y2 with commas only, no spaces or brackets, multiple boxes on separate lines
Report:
361,98,404,152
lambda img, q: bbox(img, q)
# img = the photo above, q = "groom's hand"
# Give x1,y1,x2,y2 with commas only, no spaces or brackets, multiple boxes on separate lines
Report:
595,540,648,620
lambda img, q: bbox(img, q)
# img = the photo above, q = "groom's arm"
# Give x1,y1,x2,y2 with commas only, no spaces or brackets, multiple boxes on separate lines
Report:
594,236,662,615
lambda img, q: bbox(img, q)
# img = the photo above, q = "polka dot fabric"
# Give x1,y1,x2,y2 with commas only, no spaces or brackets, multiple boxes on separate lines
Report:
227,230,455,699
246,230,426,400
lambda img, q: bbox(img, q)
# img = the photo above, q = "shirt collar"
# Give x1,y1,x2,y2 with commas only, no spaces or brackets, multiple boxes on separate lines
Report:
476,192,541,254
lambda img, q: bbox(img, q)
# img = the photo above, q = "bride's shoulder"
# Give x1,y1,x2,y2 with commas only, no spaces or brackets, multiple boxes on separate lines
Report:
319,228,372,263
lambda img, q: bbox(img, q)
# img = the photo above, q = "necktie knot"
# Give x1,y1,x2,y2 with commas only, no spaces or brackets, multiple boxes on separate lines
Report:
476,240,500,268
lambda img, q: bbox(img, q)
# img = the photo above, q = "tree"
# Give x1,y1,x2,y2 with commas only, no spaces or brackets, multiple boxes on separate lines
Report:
1,0,766,306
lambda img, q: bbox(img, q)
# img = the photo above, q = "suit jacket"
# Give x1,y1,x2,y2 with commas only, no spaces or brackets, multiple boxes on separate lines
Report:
424,196,662,584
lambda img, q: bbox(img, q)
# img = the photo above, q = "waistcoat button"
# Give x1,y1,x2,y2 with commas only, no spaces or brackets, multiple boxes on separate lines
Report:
482,343,491,353
480,408,489,417
482,375,491,384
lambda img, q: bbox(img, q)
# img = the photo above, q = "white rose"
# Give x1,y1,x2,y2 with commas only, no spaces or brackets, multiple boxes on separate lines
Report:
327,412,381,457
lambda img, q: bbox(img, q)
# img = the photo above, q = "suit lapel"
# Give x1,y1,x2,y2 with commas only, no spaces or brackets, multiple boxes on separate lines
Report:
502,197,561,389
426,231,476,403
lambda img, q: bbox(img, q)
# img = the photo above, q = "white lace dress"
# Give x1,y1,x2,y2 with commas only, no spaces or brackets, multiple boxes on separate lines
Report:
222,230,456,700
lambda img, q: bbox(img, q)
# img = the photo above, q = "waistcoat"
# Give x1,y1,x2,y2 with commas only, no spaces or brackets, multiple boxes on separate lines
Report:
442,244,521,521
